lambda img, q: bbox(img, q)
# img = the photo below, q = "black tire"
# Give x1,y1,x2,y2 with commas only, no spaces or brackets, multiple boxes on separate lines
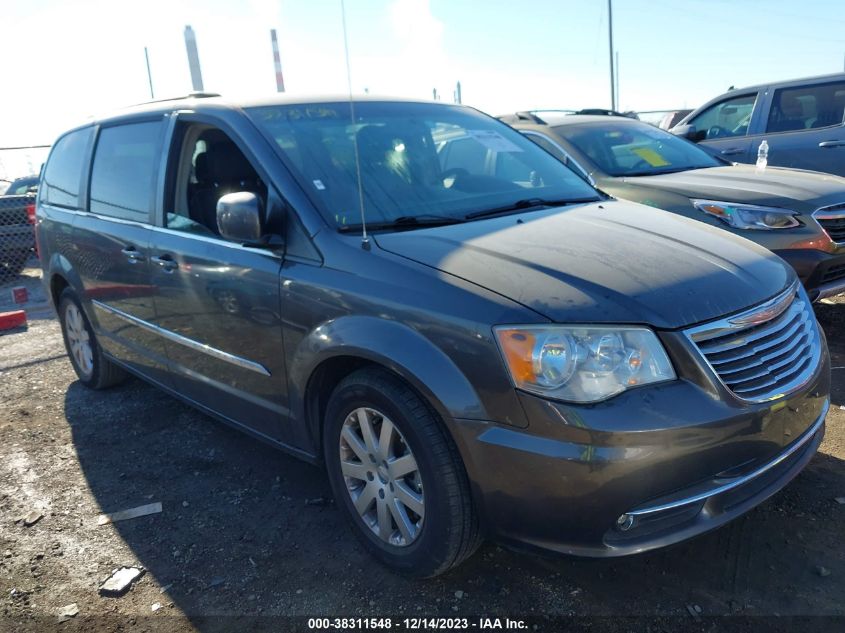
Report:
323,367,481,577
57,288,127,389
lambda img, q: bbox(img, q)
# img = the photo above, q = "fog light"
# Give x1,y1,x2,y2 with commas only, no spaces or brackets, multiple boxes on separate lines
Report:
615,513,635,532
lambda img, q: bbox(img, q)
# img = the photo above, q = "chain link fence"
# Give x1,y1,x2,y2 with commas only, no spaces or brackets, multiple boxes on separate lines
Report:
1,145,50,319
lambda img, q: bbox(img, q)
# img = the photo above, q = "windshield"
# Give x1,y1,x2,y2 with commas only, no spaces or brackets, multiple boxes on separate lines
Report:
561,121,721,177
247,101,600,229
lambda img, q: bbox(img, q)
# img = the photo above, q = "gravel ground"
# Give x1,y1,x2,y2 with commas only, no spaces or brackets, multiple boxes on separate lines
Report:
1,266,844,632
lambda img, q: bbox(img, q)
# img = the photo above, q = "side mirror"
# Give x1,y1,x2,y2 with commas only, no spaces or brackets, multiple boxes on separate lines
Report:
217,192,262,243
671,124,701,142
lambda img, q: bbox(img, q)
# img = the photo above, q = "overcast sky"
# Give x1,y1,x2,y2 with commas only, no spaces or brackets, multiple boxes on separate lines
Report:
1,0,844,177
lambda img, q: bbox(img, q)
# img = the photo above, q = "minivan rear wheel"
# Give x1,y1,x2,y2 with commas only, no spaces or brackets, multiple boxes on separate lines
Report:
58,288,126,389
323,367,481,577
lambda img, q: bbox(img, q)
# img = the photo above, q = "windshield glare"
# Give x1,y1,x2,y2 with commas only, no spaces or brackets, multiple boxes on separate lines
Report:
562,121,721,177
248,102,600,229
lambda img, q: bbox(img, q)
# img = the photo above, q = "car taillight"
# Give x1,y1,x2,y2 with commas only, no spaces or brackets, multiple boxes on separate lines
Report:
28,201,40,260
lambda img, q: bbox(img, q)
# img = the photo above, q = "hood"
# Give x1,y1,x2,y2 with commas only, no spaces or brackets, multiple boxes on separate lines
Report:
620,164,845,211
374,200,793,329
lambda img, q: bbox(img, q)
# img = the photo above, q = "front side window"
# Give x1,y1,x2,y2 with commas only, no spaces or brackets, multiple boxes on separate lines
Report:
562,122,720,177
247,102,599,229
166,124,269,239
41,127,93,208
90,121,163,221
766,82,845,133
689,93,757,140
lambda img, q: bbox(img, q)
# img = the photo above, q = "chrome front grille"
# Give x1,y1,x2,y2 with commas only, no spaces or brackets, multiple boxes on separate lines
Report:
685,283,821,402
815,204,845,244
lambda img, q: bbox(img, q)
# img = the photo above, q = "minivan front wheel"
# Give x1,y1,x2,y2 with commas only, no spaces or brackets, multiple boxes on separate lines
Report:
58,289,126,389
323,367,481,577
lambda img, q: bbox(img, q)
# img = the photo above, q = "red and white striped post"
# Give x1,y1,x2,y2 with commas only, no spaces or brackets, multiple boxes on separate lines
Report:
270,29,285,93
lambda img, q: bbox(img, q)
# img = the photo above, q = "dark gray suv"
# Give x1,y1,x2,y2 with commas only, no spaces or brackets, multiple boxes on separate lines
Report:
36,95,830,577
672,72,845,176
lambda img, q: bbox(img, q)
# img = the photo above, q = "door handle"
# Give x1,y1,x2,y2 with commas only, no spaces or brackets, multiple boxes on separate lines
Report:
120,246,144,263
151,254,179,272
818,140,845,148
720,147,745,156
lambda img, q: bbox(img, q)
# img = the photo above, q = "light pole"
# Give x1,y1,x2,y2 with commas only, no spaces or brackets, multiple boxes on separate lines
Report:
608,0,616,111
144,47,154,99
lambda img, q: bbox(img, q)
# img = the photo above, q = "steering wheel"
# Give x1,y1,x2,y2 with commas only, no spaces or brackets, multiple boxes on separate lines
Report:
707,125,728,139
441,167,470,188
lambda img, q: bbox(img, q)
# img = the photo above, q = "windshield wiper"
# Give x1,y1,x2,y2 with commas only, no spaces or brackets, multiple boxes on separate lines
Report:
337,214,466,233
623,166,696,177
465,197,600,221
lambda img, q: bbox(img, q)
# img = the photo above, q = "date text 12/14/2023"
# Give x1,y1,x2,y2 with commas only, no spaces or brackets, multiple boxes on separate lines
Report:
307,618,529,630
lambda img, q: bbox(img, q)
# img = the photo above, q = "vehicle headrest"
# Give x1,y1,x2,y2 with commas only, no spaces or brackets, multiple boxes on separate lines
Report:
207,140,258,185
194,152,209,182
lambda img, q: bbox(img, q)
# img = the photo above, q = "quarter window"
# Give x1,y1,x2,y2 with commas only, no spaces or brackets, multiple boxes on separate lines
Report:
689,94,757,140
41,127,93,208
90,121,163,221
766,82,845,133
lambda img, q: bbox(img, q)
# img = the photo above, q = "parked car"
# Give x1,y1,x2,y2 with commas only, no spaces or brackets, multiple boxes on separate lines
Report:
0,176,37,280
37,95,830,577
5,175,39,195
500,111,845,300
657,109,692,130
671,73,845,176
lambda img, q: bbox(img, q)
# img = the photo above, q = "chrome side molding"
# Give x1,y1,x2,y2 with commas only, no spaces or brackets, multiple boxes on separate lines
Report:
92,300,272,377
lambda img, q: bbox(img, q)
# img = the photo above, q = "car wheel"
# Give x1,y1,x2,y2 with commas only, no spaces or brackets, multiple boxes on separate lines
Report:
323,367,481,577
58,288,126,389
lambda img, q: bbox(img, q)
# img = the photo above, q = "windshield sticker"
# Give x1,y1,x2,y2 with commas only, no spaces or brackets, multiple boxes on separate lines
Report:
312,179,326,190
467,130,524,153
631,147,670,167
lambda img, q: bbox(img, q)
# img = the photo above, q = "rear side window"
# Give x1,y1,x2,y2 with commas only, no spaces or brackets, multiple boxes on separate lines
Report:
766,82,845,133
41,127,93,208
90,121,163,221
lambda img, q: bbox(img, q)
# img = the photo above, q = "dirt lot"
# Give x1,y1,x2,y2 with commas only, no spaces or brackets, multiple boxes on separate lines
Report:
1,266,844,632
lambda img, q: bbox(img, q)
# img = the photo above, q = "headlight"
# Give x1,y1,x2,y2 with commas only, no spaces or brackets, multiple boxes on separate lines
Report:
692,199,800,230
494,325,676,403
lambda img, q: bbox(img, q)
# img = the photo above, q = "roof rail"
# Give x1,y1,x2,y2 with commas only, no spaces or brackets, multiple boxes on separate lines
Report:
496,111,549,125
126,92,222,108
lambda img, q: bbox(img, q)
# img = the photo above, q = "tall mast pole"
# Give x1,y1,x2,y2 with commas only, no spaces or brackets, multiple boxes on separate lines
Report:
608,0,616,111
144,47,154,99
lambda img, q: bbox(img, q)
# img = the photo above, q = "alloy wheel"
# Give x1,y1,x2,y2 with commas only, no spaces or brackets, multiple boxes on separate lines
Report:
339,407,425,547
64,303,94,378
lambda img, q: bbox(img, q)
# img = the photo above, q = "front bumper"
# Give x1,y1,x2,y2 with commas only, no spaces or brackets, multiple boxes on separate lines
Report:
451,340,830,558
774,248,845,300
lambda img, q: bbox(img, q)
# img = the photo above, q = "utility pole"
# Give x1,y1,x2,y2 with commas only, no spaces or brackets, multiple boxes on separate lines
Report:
615,51,620,111
144,47,154,99
608,0,616,111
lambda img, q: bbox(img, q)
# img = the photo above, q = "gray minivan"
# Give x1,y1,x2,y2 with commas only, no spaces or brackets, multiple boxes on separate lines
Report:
673,73,845,176
36,94,830,577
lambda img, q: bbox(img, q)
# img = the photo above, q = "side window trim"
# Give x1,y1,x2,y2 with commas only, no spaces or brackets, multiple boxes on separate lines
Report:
86,116,168,225
520,130,595,186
